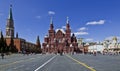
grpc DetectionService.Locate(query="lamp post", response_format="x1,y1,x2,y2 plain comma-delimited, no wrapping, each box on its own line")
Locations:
46,44,49,53
70,44,73,55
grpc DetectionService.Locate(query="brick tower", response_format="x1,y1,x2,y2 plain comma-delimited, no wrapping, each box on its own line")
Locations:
6,4,14,38
65,17,71,43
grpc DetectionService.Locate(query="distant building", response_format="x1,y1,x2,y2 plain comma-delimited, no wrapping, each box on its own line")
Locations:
77,38,84,53
42,17,78,53
3,5,41,53
107,37,120,51
88,45,105,53
108,36,118,49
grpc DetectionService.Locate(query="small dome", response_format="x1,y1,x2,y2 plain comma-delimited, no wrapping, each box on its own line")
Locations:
113,36,117,41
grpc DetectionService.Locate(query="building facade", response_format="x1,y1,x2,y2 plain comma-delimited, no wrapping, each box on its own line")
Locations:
4,5,41,53
42,17,78,53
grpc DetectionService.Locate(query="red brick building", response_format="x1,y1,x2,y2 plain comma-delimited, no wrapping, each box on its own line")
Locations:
42,17,78,53
4,5,41,53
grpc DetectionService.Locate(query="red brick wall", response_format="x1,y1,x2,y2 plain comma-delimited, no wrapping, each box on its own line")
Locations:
6,38,21,52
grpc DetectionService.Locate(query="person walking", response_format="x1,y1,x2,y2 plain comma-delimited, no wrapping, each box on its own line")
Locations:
1,53,4,59
93,51,96,56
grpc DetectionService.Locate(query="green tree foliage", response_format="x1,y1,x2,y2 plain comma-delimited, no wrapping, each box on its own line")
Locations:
9,37,17,53
0,31,6,53
0,32,10,53
36,36,42,53
4,39,9,52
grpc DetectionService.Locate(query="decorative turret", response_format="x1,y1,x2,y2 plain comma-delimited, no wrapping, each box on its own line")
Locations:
16,32,18,38
8,4,13,20
65,17,71,39
50,17,54,30
36,36,41,48
49,17,55,39
6,4,14,38
112,36,117,44
113,36,117,41
71,33,77,43
66,17,70,30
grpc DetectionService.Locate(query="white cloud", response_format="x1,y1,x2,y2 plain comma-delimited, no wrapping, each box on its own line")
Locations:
62,26,66,29
86,20,105,25
85,38,94,41
74,27,89,36
48,11,55,15
78,27,88,31
36,15,41,19
74,31,89,36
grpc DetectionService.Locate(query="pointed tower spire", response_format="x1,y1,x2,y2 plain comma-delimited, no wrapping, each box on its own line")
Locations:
66,16,70,30
8,4,13,20
16,32,18,38
36,36,42,53
65,17,71,38
66,16,69,24
6,4,14,38
50,16,54,30
36,36,41,48
50,16,53,24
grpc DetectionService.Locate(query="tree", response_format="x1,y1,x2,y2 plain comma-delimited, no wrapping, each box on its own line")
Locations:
4,39,8,53
0,31,4,53
9,37,17,53
0,34,1,52
71,34,75,43
36,36,42,53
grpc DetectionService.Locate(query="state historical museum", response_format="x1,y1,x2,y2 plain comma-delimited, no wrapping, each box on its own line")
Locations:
42,18,78,53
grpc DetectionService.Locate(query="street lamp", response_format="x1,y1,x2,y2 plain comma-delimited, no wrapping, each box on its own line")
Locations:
70,44,73,54
46,44,49,53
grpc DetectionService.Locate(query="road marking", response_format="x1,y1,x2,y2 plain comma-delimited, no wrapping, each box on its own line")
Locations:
66,55,96,71
34,55,56,71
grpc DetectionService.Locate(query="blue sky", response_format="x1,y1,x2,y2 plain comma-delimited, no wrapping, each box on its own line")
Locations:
0,0,120,43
